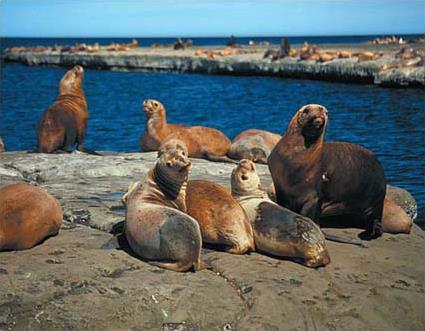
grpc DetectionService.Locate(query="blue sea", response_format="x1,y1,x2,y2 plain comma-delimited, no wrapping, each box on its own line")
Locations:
1,36,424,222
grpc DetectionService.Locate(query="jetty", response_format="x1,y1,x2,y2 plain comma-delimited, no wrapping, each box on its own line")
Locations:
3,42,424,88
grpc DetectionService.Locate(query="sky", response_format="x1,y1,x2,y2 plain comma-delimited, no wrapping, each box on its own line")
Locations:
0,0,424,38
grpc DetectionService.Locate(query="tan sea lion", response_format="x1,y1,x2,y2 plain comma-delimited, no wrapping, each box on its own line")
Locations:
268,104,386,239
319,52,336,62
0,136,4,152
123,142,203,272
186,180,255,254
37,65,99,155
382,197,412,234
161,126,235,163
231,159,330,267
337,51,352,59
0,183,62,251
228,129,281,164
139,99,188,152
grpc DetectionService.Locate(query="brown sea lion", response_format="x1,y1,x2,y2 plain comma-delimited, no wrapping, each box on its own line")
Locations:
319,52,336,62
186,180,255,254
0,136,4,152
337,51,352,59
123,142,203,272
37,65,99,155
161,126,235,163
382,197,412,234
268,104,386,239
231,160,330,267
139,99,188,152
0,183,62,251
228,129,281,164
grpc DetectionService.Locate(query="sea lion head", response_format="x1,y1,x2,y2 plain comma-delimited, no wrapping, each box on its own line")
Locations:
231,159,262,195
143,99,165,119
157,139,191,178
155,140,191,199
296,104,328,140
59,65,84,95
158,138,188,158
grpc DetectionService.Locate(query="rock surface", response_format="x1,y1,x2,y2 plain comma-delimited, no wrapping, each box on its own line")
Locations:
3,45,424,88
0,152,424,331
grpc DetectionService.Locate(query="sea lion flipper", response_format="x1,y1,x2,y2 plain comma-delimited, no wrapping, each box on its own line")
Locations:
77,145,102,156
322,231,367,247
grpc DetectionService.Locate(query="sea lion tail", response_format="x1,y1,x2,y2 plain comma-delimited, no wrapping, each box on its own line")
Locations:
77,145,103,156
323,231,368,248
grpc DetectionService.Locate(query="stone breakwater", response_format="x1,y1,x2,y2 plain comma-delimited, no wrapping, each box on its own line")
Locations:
3,47,424,87
0,152,424,331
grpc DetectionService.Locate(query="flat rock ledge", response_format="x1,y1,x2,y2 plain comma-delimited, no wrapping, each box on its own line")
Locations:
0,152,424,331
3,48,424,88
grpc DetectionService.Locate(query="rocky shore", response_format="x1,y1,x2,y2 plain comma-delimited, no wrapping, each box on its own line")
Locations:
3,43,424,88
0,152,424,331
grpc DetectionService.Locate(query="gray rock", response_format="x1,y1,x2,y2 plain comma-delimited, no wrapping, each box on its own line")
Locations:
0,152,424,330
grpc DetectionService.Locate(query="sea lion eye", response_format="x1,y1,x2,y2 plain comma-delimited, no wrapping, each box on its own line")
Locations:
241,174,249,181
303,107,310,114
153,102,158,108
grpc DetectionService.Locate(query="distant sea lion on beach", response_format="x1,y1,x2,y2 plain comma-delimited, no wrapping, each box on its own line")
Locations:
186,180,255,254
228,129,281,164
37,65,99,155
0,183,62,251
123,141,203,272
268,104,386,239
139,99,188,152
231,159,330,267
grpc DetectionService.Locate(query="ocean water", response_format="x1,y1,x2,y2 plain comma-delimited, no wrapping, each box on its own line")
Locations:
0,37,424,222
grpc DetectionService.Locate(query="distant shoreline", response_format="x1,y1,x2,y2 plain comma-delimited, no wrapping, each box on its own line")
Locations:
3,40,424,88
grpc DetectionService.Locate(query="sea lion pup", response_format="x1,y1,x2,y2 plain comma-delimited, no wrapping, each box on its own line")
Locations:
139,99,188,152
123,143,203,272
268,104,386,239
161,126,235,163
37,65,100,155
228,129,281,164
231,159,330,267
0,183,62,251
185,180,255,254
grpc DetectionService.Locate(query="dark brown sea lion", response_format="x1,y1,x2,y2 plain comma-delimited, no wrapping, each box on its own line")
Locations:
0,183,62,251
228,129,281,164
231,159,330,267
123,142,203,272
37,65,99,155
186,180,255,254
268,104,386,239
139,99,188,152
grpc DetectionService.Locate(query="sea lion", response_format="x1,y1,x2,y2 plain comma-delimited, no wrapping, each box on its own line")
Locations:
231,159,330,267
0,136,4,152
319,52,336,62
228,129,281,164
0,183,62,251
185,180,255,254
268,104,386,239
37,65,99,155
139,99,188,152
161,126,235,163
123,142,203,272
382,197,412,234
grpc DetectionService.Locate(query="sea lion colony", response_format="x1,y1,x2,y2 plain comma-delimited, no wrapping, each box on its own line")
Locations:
0,65,414,272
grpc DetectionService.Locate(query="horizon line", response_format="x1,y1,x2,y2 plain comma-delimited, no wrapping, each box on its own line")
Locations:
1,32,423,39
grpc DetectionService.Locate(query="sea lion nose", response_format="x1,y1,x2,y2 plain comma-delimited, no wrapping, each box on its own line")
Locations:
74,65,84,73
313,117,324,126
